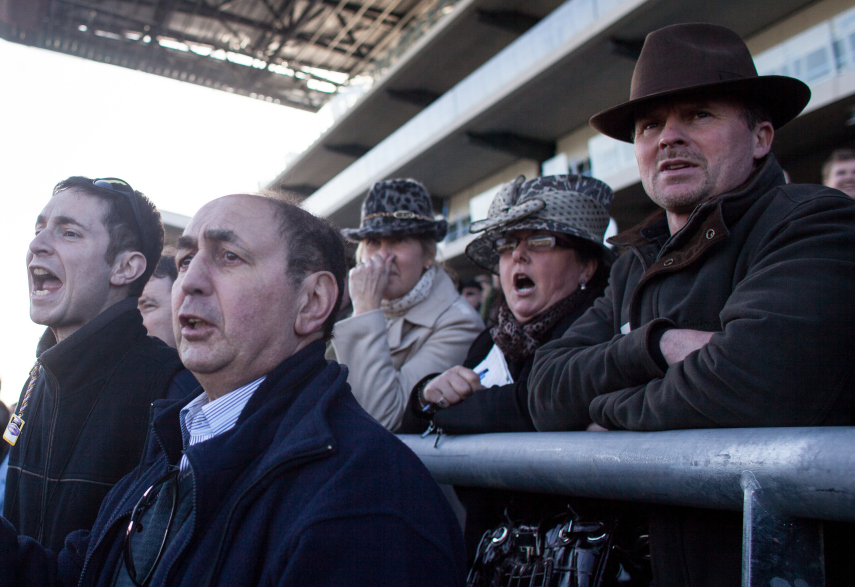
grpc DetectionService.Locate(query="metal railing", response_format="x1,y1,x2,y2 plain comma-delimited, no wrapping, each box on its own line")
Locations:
400,427,855,587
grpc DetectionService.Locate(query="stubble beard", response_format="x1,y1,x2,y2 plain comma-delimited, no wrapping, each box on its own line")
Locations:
647,149,713,216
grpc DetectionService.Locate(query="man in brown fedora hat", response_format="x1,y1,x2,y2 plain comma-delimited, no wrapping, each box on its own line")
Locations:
529,23,855,586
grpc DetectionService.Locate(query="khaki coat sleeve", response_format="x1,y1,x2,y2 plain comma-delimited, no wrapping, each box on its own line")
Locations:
333,299,483,431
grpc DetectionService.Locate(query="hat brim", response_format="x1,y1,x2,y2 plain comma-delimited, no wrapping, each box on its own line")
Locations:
342,219,447,242
590,76,811,143
465,219,614,274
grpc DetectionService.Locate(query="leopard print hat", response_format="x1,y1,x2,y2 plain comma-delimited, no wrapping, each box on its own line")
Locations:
341,179,448,242
465,174,614,273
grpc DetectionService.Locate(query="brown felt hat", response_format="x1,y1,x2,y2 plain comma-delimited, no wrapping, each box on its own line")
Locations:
590,23,811,143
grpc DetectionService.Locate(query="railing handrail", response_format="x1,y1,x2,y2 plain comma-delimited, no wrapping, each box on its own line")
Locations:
398,427,855,523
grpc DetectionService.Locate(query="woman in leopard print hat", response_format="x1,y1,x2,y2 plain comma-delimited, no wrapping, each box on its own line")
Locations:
331,179,483,432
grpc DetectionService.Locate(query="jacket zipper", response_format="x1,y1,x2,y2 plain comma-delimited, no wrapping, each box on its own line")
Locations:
77,426,174,586
136,403,156,474
156,463,198,585
75,480,151,587
36,368,60,543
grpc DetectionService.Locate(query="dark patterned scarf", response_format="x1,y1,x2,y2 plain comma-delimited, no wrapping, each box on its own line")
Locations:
491,288,588,362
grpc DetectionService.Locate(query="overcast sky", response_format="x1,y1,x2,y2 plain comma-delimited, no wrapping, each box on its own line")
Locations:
0,39,325,404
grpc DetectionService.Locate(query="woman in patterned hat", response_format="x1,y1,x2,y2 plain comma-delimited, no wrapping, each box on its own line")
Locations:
400,173,615,560
331,178,484,432
404,174,614,435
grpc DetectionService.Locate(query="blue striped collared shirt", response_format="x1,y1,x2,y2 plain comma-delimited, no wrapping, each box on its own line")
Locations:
178,376,266,474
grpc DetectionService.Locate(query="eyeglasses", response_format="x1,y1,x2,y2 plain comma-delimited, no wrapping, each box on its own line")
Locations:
92,177,146,251
493,233,573,255
123,467,179,586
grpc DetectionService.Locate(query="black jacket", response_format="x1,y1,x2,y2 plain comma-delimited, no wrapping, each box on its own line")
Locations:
3,298,196,552
530,156,855,431
0,341,466,587
528,156,855,586
404,270,607,434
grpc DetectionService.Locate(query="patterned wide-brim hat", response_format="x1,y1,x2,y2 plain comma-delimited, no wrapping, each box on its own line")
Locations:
341,178,447,242
465,174,614,273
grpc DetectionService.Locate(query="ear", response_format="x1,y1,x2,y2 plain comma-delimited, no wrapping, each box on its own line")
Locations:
109,251,147,288
423,243,437,269
580,257,598,285
294,271,338,337
752,121,774,160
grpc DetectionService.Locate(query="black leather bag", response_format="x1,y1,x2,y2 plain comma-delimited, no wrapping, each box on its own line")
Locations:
466,508,650,587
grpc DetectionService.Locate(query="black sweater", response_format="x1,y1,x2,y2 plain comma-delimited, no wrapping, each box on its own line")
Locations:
3,298,196,552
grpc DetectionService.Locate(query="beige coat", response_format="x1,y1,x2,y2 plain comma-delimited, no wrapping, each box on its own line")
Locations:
332,269,484,431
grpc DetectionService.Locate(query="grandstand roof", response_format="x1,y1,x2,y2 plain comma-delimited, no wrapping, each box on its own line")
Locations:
0,0,446,111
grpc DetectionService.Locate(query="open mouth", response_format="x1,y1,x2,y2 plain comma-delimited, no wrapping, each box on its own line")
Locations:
31,267,62,296
514,274,535,293
659,159,697,172
179,316,208,330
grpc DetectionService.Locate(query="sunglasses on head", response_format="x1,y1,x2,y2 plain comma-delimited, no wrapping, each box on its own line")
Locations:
493,233,573,255
91,177,146,251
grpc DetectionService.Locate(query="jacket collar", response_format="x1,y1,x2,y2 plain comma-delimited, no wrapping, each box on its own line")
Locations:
386,269,459,348
149,340,343,529
36,297,149,385
150,339,341,474
609,155,786,251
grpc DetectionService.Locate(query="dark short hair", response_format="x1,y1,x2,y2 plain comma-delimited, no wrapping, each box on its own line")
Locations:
52,176,164,297
152,255,178,283
822,149,855,183
741,103,773,131
564,234,603,265
270,198,346,341
459,278,482,292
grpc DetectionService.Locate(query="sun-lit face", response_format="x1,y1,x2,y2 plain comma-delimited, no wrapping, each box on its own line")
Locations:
27,190,123,341
825,159,855,198
634,99,773,222
172,195,301,397
498,230,595,324
361,236,433,300
139,275,176,348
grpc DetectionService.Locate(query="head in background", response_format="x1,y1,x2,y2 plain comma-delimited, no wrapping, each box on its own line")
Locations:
139,254,178,348
822,148,855,198
458,278,483,310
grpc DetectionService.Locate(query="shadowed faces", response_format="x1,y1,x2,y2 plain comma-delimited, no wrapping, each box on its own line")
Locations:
497,230,596,324
139,275,176,348
633,99,773,232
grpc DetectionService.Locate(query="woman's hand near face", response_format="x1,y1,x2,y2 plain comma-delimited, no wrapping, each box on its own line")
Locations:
423,366,484,407
350,253,393,314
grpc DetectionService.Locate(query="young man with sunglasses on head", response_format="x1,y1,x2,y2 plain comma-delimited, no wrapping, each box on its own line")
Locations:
3,177,196,553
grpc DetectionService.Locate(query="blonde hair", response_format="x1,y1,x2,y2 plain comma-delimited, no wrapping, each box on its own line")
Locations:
354,236,437,265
